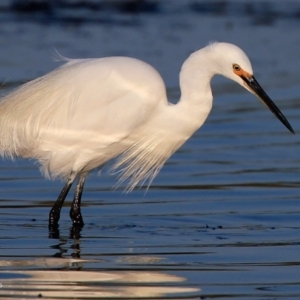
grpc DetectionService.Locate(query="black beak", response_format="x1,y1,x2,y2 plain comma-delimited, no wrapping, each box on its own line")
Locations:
242,75,295,134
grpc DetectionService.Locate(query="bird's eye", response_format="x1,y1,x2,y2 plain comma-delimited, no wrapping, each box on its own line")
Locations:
233,64,241,71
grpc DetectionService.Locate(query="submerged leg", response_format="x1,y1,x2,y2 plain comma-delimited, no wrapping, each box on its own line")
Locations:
70,173,87,227
49,171,77,228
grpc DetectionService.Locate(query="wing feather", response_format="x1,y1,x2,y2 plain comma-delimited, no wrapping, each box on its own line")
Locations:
0,57,168,180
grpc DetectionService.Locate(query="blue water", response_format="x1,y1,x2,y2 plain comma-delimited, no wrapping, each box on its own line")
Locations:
0,1,300,299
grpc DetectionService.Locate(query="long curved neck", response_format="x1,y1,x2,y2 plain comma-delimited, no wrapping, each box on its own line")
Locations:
176,46,218,131
113,47,219,190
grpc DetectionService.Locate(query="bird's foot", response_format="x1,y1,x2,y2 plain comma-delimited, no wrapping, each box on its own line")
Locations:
48,208,61,229
70,209,84,228
69,224,82,241
48,224,60,239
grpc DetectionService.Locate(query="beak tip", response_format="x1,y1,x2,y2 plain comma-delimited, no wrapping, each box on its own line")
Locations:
284,123,295,134
286,124,295,134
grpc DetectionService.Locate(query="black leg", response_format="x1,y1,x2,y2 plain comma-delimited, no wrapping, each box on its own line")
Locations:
49,171,77,228
70,173,87,227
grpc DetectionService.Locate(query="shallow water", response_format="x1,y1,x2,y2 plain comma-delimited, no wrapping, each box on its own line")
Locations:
1,1,300,299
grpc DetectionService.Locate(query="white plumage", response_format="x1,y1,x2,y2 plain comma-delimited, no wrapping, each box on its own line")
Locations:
0,42,293,227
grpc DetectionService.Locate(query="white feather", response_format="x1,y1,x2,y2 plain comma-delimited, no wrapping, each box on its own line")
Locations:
0,42,267,189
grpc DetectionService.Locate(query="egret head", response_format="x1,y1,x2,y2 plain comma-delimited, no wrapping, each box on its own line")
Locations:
211,42,294,134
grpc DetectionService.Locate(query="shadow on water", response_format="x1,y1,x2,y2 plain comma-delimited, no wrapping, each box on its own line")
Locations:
1,267,199,299
1,225,200,299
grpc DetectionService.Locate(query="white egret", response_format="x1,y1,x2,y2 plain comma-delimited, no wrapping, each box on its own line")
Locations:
0,42,294,228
